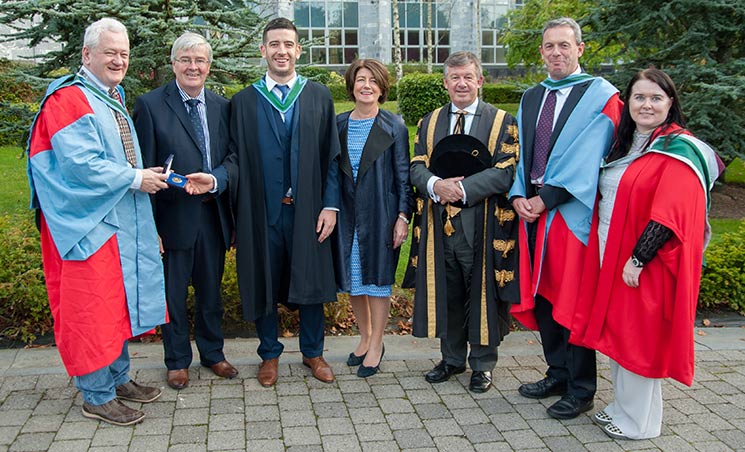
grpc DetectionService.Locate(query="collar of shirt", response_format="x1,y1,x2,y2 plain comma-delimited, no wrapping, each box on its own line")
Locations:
265,72,298,94
80,66,116,94
450,98,479,116
175,82,206,104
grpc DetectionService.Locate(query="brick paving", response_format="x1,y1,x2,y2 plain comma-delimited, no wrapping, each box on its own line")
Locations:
1,330,745,451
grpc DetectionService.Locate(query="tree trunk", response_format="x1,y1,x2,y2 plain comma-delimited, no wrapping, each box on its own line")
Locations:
392,0,403,81
426,0,433,73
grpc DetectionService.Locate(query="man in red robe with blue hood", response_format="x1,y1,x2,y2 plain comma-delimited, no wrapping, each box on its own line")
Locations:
508,17,622,420
27,18,168,426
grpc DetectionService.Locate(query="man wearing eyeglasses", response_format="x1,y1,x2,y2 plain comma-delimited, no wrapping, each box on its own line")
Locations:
133,32,237,391
407,51,519,393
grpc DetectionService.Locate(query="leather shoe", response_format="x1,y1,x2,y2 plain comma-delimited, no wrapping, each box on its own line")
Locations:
518,376,567,399
302,356,335,383
115,380,161,403
469,371,492,393
424,360,466,383
346,351,366,366
547,394,594,420
82,399,145,426
166,369,189,390
208,360,239,379
357,344,385,378
257,358,279,387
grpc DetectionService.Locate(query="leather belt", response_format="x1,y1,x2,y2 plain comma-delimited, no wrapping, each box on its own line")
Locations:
281,196,294,205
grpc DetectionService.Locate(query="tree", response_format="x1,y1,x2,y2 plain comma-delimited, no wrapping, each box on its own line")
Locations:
501,0,617,74
392,0,403,81
588,0,745,163
0,0,266,102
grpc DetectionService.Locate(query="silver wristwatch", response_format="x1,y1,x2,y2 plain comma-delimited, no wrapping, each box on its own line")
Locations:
630,255,644,268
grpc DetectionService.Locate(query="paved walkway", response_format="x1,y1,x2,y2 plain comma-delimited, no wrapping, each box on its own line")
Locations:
1,329,745,451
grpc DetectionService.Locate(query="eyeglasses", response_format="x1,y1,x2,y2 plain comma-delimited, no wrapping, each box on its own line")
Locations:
175,57,209,67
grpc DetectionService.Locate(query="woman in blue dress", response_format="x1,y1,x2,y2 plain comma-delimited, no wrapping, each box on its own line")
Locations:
333,59,412,377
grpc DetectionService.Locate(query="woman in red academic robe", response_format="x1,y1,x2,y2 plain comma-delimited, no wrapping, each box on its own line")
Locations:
570,68,722,440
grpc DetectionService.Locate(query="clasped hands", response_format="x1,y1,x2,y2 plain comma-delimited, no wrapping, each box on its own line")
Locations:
512,195,546,223
433,177,465,204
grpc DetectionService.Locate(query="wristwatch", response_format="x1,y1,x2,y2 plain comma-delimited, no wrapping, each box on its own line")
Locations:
630,255,644,268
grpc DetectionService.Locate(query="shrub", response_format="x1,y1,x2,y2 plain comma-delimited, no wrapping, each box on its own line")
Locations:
699,225,745,313
0,214,51,344
482,83,523,105
327,82,348,102
397,73,449,125
297,65,332,85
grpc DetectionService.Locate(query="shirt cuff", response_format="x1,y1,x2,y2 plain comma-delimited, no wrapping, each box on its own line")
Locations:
208,174,218,193
458,181,467,204
323,207,340,212
427,176,442,203
130,169,143,190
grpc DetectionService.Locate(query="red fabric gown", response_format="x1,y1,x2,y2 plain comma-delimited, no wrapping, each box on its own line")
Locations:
570,151,707,386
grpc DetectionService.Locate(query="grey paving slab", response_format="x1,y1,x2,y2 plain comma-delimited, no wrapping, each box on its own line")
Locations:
1,331,745,451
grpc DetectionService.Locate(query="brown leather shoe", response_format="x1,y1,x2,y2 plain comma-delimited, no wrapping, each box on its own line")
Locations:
115,380,161,403
302,356,335,383
257,358,279,387
167,369,189,390
209,360,239,379
82,399,145,426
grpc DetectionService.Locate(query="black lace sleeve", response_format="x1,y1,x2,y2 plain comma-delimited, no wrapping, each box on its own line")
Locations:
632,220,674,265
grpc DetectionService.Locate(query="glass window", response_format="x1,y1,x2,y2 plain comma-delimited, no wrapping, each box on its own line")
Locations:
437,30,449,46
310,2,325,27
406,47,420,62
481,48,495,64
311,48,327,65
344,2,358,27
329,30,342,45
437,48,449,64
406,2,421,28
345,30,358,45
327,2,343,27
294,3,310,28
482,30,494,46
407,30,420,45
312,29,326,40
328,47,344,64
345,47,358,63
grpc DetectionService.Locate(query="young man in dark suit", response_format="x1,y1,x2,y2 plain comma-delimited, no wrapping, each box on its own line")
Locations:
133,32,237,390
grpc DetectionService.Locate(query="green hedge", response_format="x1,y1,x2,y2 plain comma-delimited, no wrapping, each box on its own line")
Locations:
699,225,745,313
482,83,523,105
397,73,449,126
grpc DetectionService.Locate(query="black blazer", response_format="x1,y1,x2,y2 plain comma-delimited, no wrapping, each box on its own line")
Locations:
517,80,591,209
133,80,233,250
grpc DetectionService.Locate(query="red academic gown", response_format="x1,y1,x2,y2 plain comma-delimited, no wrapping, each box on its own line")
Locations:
570,149,707,386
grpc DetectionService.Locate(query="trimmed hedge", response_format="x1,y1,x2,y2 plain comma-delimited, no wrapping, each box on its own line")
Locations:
699,225,745,313
397,73,449,126
482,83,523,105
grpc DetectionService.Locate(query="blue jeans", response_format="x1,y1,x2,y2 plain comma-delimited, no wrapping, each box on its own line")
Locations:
74,341,131,405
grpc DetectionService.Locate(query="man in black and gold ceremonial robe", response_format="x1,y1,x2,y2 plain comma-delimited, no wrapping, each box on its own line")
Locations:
408,51,519,393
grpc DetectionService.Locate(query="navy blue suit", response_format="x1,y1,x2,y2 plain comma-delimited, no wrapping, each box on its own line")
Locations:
133,80,233,371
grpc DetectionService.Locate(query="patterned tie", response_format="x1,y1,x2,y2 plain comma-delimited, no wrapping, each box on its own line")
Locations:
186,98,210,171
276,84,294,131
107,88,138,167
530,89,557,182
453,109,467,135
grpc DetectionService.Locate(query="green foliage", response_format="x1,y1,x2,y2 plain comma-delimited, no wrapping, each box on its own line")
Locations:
725,158,745,185
0,214,51,344
297,65,332,85
327,83,348,102
699,225,745,313
397,73,449,126
0,146,29,214
482,83,523,105
588,0,745,164
502,0,618,73
0,0,266,105
0,60,45,146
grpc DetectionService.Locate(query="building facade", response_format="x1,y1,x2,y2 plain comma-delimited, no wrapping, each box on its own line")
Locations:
269,0,521,69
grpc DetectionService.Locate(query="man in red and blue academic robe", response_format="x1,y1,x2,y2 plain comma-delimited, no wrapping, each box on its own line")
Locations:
27,18,168,426
508,18,622,420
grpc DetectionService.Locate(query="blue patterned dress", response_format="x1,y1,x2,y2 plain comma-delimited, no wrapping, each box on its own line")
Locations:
347,117,392,297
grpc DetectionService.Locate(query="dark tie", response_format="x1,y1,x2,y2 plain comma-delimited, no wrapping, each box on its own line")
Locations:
186,98,210,171
453,109,467,135
107,88,138,167
530,89,557,182
276,84,294,131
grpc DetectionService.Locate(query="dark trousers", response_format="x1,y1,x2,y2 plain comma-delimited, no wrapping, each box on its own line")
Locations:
441,214,497,371
161,201,226,370
528,221,596,400
255,203,325,360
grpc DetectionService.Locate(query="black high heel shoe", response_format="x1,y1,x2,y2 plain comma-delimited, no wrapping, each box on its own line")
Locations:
357,344,384,378
346,351,366,366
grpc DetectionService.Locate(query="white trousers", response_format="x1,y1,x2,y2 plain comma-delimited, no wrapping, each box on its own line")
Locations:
603,359,663,439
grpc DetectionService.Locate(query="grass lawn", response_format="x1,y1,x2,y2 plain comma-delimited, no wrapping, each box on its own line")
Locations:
0,146,30,216
725,157,745,184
